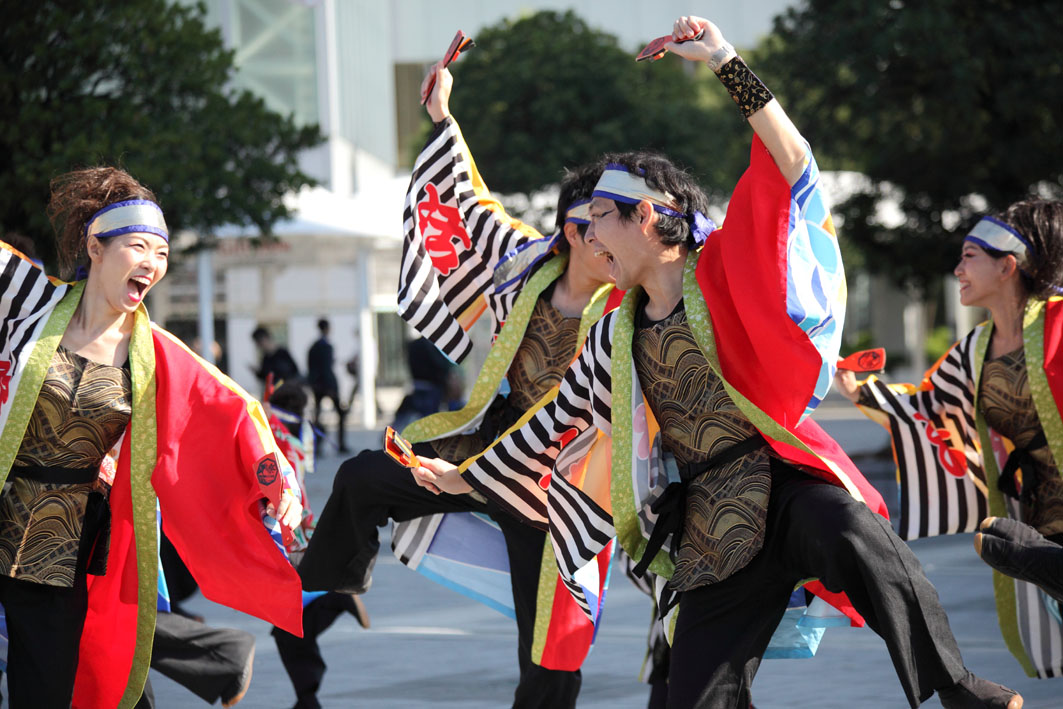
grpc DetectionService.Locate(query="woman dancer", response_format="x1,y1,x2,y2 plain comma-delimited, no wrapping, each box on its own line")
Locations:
836,199,1063,678
0,167,303,707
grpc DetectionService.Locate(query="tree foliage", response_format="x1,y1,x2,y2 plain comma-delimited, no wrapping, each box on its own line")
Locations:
0,0,322,268
756,0,1063,293
440,10,753,203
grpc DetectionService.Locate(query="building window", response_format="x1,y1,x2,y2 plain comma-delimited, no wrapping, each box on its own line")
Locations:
394,62,430,168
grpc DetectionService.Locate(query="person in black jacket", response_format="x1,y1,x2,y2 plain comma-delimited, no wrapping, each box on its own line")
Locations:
307,318,349,453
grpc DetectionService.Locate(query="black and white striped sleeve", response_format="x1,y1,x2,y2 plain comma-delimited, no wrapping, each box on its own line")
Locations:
398,117,542,362
462,315,615,528
0,243,63,358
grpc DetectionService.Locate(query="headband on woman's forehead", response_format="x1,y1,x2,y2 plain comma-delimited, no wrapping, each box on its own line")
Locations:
86,199,169,242
965,215,1033,267
564,199,591,225
592,164,685,218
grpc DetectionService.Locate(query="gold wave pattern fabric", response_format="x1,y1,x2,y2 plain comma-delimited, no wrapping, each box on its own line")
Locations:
505,294,580,412
432,294,578,463
633,302,769,590
980,347,1063,536
0,346,130,585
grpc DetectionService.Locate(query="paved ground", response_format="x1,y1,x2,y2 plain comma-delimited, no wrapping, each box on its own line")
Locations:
147,406,1062,708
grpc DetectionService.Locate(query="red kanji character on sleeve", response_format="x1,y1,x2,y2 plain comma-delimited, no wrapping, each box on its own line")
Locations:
0,361,11,405
417,183,471,276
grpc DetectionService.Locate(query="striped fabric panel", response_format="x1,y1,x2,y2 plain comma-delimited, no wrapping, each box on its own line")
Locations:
548,471,614,619
0,246,67,435
862,329,988,540
464,314,615,529
391,514,444,567
1002,491,1063,677
398,119,538,362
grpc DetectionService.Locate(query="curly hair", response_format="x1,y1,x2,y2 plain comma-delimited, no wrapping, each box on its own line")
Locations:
47,167,158,280
598,151,710,248
990,200,1063,301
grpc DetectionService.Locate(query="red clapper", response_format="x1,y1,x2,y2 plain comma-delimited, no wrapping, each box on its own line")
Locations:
421,30,475,105
837,348,887,373
384,426,422,469
636,28,704,62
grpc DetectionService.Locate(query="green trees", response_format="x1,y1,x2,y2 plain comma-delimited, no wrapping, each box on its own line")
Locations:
756,0,1063,292
441,10,752,202
0,1,322,268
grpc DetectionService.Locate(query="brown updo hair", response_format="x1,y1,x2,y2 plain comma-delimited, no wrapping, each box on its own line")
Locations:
994,200,1063,301
46,167,158,280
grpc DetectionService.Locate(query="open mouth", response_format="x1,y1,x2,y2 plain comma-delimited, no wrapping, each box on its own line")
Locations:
594,248,615,265
127,277,149,302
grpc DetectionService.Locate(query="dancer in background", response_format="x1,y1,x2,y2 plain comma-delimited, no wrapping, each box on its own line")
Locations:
265,379,370,709
837,199,1063,679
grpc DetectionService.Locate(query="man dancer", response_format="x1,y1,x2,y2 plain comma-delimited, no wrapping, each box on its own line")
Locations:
416,15,1022,709
299,63,615,708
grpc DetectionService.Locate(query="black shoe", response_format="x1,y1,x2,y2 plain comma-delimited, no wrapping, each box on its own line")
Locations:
340,591,371,628
938,670,1022,709
221,642,255,707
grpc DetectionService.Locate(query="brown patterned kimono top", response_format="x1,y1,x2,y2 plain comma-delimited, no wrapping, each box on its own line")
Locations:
979,347,1063,537
432,291,580,464
634,300,771,591
0,346,131,586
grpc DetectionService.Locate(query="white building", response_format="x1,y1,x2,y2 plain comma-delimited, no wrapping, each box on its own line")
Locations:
156,0,802,427
161,0,946,426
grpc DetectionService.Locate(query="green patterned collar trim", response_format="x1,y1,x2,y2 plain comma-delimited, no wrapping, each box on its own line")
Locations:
608,284,676,576
972,310,1038,677
119,304,160,708
403,254,568,444
1022,298,1063,478
0,280,82,486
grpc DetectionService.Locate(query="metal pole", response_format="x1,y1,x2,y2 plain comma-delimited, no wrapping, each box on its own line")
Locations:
197,247,216,365
357,249,376,428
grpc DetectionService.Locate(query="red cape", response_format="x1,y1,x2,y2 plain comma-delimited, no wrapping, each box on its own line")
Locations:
74,329,302,707
696,136,887,624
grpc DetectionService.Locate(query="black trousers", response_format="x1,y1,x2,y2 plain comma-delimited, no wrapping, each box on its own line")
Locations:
135,611,255,708
312,388,348,451
272,591,360,709
299,444,581,709
665,463,966,709
0,573,88,708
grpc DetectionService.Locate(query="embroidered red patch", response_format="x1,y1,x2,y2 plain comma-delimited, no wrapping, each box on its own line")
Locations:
417,183,471,275
256,454,280,486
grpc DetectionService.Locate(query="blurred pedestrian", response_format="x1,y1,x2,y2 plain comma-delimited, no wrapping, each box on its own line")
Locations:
307,318,349,453
251,325,300,391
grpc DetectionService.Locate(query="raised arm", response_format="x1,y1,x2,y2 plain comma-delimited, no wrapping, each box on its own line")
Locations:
666,16,807,185
399,63,547,362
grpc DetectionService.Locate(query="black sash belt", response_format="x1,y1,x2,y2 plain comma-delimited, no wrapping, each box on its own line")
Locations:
631,433,766,578
997,430,1048,503
9,465,99,485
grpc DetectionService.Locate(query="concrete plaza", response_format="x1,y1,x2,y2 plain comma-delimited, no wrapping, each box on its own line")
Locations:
150,407,1062,708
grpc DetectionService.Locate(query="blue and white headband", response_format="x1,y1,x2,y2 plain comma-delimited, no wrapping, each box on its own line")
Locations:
964,215,1033,268
565,199,591,225
592,164,716,244
86,199,169,242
